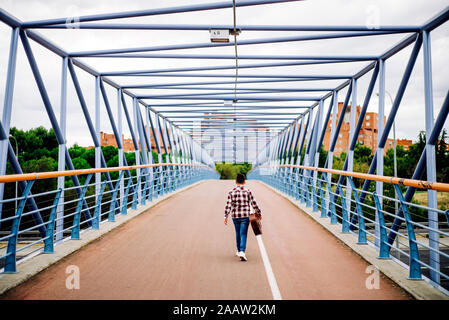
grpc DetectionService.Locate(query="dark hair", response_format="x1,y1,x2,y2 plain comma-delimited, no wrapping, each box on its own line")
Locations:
236,173,246,184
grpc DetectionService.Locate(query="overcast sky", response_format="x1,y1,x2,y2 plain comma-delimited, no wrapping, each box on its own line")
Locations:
0,0,448,162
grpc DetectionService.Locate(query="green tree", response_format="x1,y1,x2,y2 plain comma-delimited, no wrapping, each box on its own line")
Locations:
215,162,252,180
353,142,373,165
22,156,58,192
68,144,86,159
71,157,90,170
101,145,117,163
84,148,96,168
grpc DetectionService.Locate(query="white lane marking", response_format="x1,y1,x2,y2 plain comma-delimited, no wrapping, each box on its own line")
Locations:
256,234,282,300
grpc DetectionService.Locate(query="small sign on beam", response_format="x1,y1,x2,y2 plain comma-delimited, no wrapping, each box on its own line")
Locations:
210,29,230,43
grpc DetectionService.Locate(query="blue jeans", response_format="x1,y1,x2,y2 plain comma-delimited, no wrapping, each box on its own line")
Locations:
232,217,250,252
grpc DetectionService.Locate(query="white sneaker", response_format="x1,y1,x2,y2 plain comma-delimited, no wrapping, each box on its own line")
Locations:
239,251,247,261
236,251,240,257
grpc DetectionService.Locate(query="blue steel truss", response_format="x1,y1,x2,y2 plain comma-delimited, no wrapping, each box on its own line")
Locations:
0,1,448,295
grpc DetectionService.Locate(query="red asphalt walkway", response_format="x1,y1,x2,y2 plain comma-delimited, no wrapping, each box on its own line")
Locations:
1,180,410,300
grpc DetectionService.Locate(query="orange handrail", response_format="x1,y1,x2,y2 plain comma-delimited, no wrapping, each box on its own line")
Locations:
255,164,449,193
0,163,210,183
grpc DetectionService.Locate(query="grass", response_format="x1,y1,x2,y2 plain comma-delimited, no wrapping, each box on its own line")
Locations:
413,191,449,211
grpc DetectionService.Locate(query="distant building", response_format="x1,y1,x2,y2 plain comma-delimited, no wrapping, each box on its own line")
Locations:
201,112,270,162
323,102,412,156
385,138,413,152
86,129,170,153
99,131,135,152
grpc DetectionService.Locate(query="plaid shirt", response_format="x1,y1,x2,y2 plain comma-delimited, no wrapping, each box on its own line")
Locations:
224,185,261,219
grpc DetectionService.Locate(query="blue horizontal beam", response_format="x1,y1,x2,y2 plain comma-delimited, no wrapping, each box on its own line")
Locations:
32,22,421,32
122,78,341,88
137,89,331,99
139,86,334,92
148,102,313,107
139,95,322,101
175,120,290,123
126,73,351,79
168,116,297,120
22,0,302,27
101,60,352,76
155,107,310,112
82,53,378,60
153,107,312,111
176,126,289,129
165,112,302,116
71,31,398,56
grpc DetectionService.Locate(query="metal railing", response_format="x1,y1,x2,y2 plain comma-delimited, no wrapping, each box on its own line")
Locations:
249,164,449,294
0,163,218,273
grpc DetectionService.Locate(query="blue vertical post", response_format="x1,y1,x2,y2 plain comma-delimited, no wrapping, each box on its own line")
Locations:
154,113,164,195
372,192,390,259
4,180,35,273
338,185,349,232
121,177,133,214
71,174,93,240
133,98,142,203
132,174,142,209
301,109,314,203
117,88,124,214
393,185,422,280
375,59,385,248
347,78,357,221
295,114,308,200
43,188,63,253
169,123,180,191
317,174,326,217
135,104,151,200
347,177,367,244
325,181,336,221
423,30,439,284
92,181,107,229
326,91,338,215
306,107,321,207
144,107,154,198
108,170,124,222
95,76,102,222
312,99,324,210
0,27,19,226
56,56,68,242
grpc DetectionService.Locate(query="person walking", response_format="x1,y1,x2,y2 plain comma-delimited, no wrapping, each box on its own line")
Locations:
224,173,262,261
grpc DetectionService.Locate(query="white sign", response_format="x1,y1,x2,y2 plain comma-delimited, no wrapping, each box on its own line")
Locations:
210,29,230,43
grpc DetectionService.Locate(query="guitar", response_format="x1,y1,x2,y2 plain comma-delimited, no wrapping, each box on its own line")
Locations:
249,212,262,236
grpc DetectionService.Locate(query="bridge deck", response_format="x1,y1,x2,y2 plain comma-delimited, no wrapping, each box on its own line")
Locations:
1,180,410,300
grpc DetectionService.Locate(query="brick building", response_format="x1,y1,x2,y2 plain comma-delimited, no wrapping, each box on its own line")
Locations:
323,102,412,156
86,129,170,153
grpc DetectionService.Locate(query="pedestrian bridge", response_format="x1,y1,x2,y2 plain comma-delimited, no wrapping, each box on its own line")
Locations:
0,178,411,300
0,1,448,300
